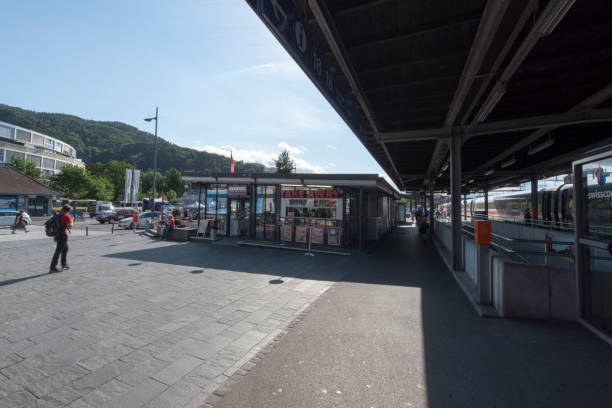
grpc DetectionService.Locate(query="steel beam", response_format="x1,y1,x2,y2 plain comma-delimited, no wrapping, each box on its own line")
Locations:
530,176,538,221
450,134,463,270
309,0,402,188
378,108,612,142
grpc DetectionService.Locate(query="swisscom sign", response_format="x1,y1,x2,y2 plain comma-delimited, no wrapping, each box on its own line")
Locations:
256,0,364,138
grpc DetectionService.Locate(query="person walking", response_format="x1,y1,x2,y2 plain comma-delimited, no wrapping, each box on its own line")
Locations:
49,204,73,274
12,210,29,234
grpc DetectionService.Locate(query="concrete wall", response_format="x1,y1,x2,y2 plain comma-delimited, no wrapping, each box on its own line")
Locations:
465,239,478,285
494,262,577,321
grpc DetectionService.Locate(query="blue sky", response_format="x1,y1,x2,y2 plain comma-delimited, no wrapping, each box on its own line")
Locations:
1,0,392,182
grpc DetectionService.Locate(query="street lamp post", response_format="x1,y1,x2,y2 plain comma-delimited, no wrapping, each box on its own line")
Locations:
144,107,159,215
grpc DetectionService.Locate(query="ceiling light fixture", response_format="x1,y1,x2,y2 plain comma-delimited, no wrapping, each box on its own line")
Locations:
500,156,516,169
475,83,506,123
527,137,554,155
484,169,494,176
538,0,576,36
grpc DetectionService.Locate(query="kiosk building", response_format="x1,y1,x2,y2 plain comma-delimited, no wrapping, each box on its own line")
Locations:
182,173,400,249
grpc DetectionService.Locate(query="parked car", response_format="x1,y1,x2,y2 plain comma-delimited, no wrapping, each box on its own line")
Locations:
96,211,119,224
0,211,32,227
117,211,165,229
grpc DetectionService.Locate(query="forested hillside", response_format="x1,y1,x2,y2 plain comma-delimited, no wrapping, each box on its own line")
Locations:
0,104,264,173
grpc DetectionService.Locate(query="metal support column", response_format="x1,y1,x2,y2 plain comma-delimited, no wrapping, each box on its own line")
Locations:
484,187,489,217
358,188,363,250
463,194,467,220
197,182,202,230
451,134,462,270
429,184,434,231
530,175,538,221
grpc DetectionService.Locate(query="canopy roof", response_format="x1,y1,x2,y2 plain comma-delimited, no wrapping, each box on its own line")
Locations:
245,0,612,192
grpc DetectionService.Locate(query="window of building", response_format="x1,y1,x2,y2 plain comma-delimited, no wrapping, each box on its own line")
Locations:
32,134,44,146
54,141,63,152
44,138,54,150
256,185,277,240
0,148,4,162
42,157,55,169
205,184,227,236
55,160,66,170
5,150,25,162
0,124,14,140
27,154,42,168
16,129,31,143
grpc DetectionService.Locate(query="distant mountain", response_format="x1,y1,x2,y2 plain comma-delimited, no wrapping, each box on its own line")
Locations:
0,104,265,174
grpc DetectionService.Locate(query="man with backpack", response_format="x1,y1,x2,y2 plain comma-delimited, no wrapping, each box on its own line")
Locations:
48,204,73,274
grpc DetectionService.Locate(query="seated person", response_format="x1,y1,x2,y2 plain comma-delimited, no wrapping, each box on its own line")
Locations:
161,215,176,240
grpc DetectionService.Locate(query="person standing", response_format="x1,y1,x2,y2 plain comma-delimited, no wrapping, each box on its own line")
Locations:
12,210,29,234
49,204,73,273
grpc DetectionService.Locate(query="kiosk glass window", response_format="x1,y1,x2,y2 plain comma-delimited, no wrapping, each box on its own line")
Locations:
205,184,227,235
256,185,276,240
280,186,343,246
579,155,612,335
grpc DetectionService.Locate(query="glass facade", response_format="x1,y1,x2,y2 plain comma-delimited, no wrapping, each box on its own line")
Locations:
256,185,277,241
205,184,227,236
280,186,344,246
578,154,612,335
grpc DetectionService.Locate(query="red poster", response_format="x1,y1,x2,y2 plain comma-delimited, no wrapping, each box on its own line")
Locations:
311,227,325,244
281,224,293,241
295,226,308,243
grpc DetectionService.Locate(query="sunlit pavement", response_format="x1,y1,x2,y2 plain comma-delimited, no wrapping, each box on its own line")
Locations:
0,233,344,407
1,227,611,408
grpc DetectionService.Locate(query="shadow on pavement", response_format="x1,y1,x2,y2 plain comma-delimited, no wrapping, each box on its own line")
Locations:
104,227,612,407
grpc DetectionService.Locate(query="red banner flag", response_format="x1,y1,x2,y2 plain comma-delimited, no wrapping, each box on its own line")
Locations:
160,192,167,201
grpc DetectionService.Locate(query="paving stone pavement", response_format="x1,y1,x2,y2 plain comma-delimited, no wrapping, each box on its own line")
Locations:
0,233,348,407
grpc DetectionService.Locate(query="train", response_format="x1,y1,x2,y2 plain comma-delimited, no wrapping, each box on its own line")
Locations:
441,176,612,232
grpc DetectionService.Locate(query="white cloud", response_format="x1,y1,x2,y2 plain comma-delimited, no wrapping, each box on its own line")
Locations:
326,144,337,150
193,144,335,174
217,61,302,79
193,145,277,167
277,142,304,155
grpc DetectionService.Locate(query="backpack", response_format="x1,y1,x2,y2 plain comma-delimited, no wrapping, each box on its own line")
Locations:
45,213,63,237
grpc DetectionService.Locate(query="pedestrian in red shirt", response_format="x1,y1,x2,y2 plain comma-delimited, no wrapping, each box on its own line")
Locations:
161,214,175,240
49,204,73,273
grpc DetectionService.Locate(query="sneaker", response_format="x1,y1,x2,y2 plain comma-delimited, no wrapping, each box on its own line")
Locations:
62,265,70,270
49,268,61,274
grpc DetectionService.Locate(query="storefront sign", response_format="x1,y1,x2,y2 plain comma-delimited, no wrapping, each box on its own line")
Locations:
281,189,342,198
228,185,248,196
0,197,17,211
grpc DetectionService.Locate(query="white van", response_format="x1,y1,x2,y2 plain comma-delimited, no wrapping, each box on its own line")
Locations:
94,201,114,216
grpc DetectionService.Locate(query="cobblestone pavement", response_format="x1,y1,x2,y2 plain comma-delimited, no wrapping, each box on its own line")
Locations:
0,234,347,407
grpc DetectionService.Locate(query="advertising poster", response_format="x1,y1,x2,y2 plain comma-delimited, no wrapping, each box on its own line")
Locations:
132,169,140,204
295,225,308,243
327,227,340,246
311,227,325,245
0,197,17,211
281,224,293,241
124,168,132,204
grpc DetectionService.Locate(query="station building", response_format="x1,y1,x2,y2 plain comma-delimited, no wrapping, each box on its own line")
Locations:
182,173,400,249
0,165,62,216
0,120,85,177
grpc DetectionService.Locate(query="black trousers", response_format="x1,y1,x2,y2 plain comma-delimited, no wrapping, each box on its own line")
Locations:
50,234,69,270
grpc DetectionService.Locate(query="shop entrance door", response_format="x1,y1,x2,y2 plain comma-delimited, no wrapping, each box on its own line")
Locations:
229,199,250,237
573,150,612,341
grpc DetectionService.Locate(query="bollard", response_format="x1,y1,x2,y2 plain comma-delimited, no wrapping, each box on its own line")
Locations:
305,226,314,257
111,222,115,235
132,221,136,232
86,225,88,236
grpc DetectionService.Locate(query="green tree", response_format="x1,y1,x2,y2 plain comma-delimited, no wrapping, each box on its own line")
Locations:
7,156,44,181
165,189,177,200
49,165,91,198
275,150,295,174
86,175,115,201
164,168,185,197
